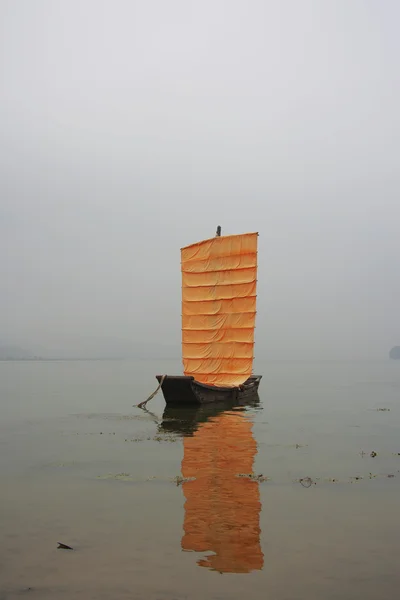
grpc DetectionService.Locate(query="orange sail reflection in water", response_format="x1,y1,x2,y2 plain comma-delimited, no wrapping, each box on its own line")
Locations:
180,411,263,573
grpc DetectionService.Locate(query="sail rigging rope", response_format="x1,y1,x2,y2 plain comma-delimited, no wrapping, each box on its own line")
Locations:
136,375,167,410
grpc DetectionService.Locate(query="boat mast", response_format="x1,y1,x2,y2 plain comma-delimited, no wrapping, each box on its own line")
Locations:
216,225,221,237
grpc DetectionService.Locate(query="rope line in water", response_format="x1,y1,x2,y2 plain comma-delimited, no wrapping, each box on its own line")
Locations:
136,375,167,409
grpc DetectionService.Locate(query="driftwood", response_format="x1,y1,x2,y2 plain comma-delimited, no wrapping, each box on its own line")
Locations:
57,542,73,550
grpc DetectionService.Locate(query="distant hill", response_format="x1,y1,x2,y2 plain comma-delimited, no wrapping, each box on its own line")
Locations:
389,346,400,360
0,345,35,360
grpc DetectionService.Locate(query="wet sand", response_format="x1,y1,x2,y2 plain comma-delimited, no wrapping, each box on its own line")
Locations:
1,359,400,599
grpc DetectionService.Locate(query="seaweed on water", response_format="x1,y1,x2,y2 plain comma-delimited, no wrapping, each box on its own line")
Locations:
299,477,314,488
360,450,378,457
97,472,134,481
173,475,195,486
236,473,269,482
153,434,178,443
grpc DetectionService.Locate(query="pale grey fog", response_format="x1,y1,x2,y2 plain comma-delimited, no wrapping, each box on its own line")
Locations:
1,0,399,360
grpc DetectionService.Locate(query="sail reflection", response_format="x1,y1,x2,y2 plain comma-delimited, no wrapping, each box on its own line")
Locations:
160,403,264,573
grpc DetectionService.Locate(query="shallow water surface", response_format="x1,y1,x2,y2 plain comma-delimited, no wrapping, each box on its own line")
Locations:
1,359,400,599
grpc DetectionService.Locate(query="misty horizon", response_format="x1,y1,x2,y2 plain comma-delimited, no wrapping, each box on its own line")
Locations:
2,0,399,362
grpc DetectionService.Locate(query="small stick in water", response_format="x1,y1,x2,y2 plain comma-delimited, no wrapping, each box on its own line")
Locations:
57,542,73,550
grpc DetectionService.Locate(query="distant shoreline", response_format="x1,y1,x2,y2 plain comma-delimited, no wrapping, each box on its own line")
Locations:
0,357,179,362
0,357,396,363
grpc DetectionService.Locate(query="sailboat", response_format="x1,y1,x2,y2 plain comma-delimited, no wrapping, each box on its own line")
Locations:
156,227,262,405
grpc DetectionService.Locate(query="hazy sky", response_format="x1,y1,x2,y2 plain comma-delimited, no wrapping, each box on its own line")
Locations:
1,0,399,359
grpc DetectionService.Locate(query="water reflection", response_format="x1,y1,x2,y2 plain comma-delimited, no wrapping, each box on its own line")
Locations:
160,403,264,573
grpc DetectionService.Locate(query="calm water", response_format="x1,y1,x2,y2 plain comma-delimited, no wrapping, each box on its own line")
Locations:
1,359,400,599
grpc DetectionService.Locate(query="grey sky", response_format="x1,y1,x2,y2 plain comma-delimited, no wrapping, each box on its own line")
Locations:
1,0,399,359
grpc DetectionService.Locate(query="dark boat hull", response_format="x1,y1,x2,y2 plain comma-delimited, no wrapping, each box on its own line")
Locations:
155,375,262,406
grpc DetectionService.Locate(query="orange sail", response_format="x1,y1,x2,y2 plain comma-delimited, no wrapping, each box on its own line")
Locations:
181,232,258,387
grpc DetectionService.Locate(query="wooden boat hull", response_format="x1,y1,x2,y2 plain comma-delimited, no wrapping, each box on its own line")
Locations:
155,375,262,406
